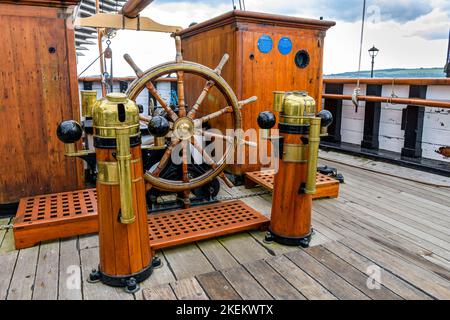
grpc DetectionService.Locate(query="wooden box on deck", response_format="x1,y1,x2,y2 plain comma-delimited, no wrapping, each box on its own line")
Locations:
177,10,335,175
0,0,83,204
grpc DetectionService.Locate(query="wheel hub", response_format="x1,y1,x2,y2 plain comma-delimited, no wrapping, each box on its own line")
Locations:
173,117,195,140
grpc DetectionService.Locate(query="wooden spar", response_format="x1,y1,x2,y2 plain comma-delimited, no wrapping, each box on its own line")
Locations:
323,78,450,85
96,0,107,97
322,93,450,109
121,0,153,18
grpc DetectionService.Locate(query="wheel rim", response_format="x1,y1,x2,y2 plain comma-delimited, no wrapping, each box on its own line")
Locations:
126,61,242,192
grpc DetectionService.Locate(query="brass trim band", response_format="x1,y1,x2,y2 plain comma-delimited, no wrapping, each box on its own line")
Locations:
97,158,142,186
94,124,140,139
282,144,308,163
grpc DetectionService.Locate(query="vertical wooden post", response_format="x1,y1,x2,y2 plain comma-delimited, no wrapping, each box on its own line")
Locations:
361,84,382,149
401,85,427,158
322,83,343,144
96,0,107,97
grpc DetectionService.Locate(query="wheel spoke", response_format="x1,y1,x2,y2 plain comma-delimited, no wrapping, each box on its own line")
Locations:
195,105,232,124
151,139,180,177
191,137,218,168
181,140,190,209
187,80,215,119
191,137,234,188
147,83,178,122
124,53,178,122
181,140,189,182
195,129,234,144
177,71,187,117
187,54,229,119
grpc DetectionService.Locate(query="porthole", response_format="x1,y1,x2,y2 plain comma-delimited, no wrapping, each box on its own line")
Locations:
294,50,310,69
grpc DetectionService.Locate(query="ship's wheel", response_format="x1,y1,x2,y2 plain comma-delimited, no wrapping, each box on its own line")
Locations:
124,36,256,207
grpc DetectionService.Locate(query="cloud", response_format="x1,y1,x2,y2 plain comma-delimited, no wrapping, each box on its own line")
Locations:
404,9,450,40
156,0,434,23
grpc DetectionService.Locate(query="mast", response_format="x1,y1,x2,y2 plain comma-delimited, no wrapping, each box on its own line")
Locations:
96,0,107,96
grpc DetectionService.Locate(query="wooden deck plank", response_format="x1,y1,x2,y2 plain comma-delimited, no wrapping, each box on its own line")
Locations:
33,241,60,300
306,246,402,300
314,201,450,279
313,207,450,299
266,255,337,300
78,234,99,250
196,271,242,300
339,237,450,300
335,163,450,218
58,237,82,300
0,229,16,253
322,241,433,300
343,177,450,231
244,260,306,300
79,247,134,300
321,156,450,198
196,239,240,270
0,251,18,300
218,233,272,264
286,249,370,300
163,243,215,280
221,265,273,300
248,231,299,255
7,245,39,300
136,252,176,299
330,160,450,205
170,277,209,300
142,284,177,300
0,218,10,247
341,172,450,226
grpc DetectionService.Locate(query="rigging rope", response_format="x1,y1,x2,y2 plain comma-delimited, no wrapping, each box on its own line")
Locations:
77,50,106,78
352,0,367,113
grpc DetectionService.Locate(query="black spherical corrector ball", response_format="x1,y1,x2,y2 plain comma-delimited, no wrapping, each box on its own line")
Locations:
317,110,333,128
56,120,83,143
148,115,170,137
257,111,276,129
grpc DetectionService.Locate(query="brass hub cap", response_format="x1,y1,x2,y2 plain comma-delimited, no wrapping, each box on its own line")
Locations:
173,117,195,140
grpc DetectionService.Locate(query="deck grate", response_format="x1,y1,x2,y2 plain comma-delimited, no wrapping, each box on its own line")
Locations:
16,189,97,224
148,200,269,250
14,191,268,250
245,171,340,199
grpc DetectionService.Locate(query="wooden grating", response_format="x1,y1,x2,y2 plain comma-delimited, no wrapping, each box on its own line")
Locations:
245,171,340,199
148,200,269,250
13,189,99,249
13,191,268,250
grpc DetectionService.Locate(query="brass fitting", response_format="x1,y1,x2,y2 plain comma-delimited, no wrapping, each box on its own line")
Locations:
64,143,91,157
116,127,135,224
304,117,321,194
93,92,140,224
81,90,98,118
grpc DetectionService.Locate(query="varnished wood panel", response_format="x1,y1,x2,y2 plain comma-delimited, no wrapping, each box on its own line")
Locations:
179,11,333,174
96,147,151,276
0,3,83,204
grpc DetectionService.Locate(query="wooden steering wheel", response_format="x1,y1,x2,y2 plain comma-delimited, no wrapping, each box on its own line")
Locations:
124,37,256,199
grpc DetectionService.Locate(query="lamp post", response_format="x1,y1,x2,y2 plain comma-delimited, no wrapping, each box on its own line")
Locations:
368,45,379,78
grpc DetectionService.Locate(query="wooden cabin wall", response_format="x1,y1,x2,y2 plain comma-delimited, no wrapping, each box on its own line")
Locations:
0,2,83,204
179,12,332,174
181,24,237,132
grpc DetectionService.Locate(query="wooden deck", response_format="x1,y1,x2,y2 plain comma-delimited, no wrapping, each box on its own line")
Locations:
1,156,450,300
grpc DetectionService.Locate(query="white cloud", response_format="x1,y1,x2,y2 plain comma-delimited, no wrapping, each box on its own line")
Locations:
76,1,449,77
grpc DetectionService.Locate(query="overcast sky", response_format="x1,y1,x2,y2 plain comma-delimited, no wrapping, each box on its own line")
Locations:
76,0,450,77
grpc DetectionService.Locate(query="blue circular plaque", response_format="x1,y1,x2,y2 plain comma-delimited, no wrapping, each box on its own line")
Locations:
278,37,293,55
257,35,273,54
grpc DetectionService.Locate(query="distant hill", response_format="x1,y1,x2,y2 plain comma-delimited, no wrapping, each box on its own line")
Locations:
325,67,446,78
